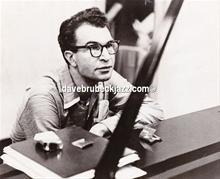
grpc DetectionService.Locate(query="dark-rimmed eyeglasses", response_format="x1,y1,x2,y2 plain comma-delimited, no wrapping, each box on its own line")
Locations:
70,40,120,58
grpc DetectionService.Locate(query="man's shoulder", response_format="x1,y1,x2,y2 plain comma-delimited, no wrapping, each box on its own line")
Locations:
26,65,68,97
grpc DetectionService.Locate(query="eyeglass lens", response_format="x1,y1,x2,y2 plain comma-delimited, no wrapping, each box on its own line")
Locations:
87,41,119,57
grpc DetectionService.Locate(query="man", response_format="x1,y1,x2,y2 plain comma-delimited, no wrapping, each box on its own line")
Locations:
11,7,163,142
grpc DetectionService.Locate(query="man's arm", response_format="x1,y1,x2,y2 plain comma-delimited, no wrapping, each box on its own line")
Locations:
94,70,164,134
11,82,61,142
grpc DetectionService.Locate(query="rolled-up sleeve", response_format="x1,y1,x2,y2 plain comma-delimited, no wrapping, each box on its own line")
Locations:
135,95,164,126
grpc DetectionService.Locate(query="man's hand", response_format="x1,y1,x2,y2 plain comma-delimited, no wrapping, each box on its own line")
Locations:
89,123,109,137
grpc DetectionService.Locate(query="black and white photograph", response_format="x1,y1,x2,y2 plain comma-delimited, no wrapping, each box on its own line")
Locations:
0,0,219,178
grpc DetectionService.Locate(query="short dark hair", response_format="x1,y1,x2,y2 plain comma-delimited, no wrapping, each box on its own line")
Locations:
58,7,109,64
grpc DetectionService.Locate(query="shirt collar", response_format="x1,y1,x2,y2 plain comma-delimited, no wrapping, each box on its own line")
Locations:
57,64,103,110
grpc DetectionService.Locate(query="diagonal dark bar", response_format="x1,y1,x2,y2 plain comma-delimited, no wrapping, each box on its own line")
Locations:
94,0,184,178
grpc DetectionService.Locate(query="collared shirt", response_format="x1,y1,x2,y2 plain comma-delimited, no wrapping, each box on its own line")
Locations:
11,64,163,142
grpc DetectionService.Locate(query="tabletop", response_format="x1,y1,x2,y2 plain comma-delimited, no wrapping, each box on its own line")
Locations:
0,106,219,179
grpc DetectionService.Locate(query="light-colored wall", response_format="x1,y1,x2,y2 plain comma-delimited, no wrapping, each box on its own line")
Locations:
154,0,220,118
0,0,105,138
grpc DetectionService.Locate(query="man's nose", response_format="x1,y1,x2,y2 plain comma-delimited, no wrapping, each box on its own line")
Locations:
100,47,111,61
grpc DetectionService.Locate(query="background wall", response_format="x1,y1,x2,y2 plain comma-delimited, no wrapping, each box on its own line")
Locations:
0,0,105,138
0,0,219,138
153,0,220,118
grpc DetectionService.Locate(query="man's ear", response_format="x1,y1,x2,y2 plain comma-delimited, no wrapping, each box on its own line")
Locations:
64,50,77,67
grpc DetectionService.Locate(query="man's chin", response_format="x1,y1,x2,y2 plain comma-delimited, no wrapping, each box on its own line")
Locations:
97,75,111,82
95,71,112,81
84,74,111,83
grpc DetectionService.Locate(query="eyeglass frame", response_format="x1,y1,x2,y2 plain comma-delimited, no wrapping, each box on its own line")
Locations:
69,40,120,58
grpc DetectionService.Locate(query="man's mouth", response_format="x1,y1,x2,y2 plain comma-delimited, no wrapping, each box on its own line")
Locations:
96,66,112,70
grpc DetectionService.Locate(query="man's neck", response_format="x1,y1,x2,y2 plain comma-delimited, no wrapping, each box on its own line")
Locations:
69,66,97,101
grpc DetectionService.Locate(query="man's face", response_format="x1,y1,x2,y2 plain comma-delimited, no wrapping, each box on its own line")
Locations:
73,24,115,82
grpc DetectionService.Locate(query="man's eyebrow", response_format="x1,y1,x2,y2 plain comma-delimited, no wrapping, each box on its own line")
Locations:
86,40,114,45
86,41,99,45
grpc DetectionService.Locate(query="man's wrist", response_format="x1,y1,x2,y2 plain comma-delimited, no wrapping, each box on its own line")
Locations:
89,123,110,137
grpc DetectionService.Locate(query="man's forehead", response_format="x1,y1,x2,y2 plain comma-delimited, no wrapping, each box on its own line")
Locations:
75,24,113,45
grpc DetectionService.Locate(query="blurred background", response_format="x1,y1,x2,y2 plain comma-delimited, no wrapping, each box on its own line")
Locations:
0,0,219,139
